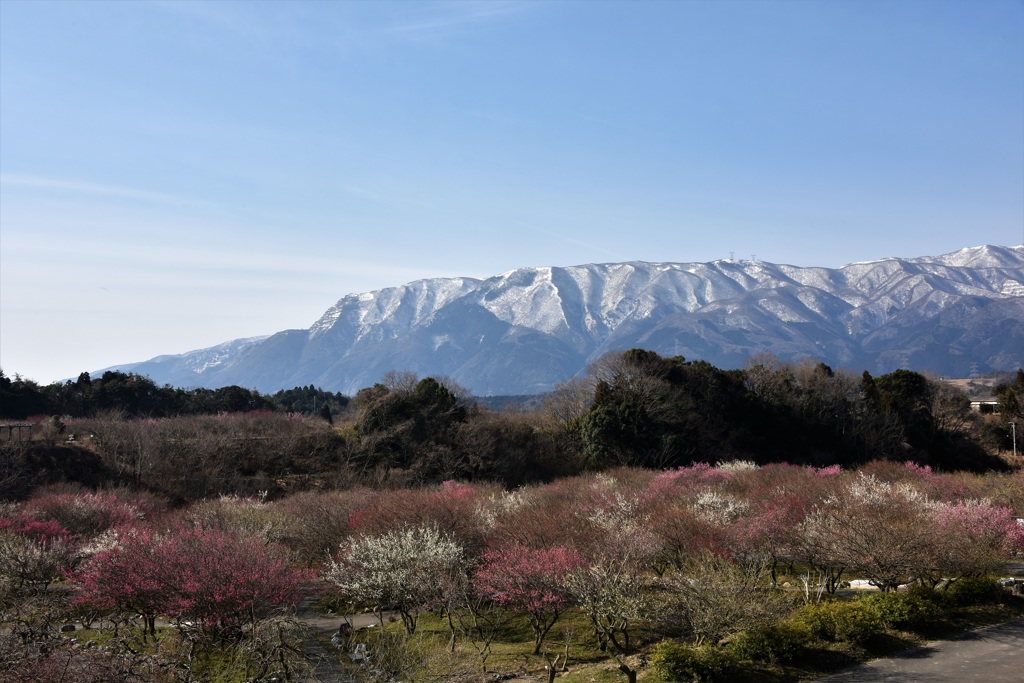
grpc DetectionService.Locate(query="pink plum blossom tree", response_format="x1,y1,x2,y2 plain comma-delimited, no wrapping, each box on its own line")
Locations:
72,527,308,638
473,544,584,654
927,500,1024,582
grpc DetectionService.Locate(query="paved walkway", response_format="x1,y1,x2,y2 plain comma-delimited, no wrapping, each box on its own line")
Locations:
815,618,1024,682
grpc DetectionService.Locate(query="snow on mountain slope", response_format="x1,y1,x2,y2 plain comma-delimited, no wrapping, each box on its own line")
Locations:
99,336,270,389
309,277,480,340
104,245,1024,395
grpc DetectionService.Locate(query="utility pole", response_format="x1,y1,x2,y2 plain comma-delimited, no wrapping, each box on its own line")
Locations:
1011,422,1017,459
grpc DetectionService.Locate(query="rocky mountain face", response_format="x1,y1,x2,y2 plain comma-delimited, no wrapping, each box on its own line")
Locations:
107,245,1024,395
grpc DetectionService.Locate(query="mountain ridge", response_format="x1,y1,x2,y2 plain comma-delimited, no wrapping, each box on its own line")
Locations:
103,245,1024,395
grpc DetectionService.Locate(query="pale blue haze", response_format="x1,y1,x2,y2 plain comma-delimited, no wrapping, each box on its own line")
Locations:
1,0,1022,384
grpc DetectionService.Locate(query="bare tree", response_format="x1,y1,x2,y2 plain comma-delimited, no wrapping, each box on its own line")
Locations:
660,553,790,646
381,370,419,395
566,558,651,683
543,376,595,433
796,473,934,591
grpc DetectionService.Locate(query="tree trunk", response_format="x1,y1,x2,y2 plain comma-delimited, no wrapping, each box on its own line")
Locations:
445,608,457,653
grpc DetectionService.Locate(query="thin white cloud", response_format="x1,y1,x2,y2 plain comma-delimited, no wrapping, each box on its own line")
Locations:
147,1,533,55
383,1,531,38
0,173,209,206
467,108,532,127
146,0,267,39
3,232,461,290
563,237,627,262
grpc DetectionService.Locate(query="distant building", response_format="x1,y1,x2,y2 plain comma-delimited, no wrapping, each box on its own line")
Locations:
969,397,1001,413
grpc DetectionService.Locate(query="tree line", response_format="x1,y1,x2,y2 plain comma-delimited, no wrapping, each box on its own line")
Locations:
2,352,1021,502
0,369,349,420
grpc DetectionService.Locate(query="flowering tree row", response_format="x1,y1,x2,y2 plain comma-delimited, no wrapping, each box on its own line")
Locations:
327,465,1016,602
4,464,1020,605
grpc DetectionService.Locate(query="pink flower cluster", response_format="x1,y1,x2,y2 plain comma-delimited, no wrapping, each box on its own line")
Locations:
26,491,141,537
474,544,584,613
72,527,310,633
0,514,73,546
649,463,731,495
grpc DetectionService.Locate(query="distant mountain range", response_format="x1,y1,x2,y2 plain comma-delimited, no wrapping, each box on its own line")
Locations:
104,245,1024,395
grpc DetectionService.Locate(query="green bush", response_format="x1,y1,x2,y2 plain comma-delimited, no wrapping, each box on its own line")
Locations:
651,641,742,682
731,622,812,664
792,599,883,645
866,588,943,629
942,577,1004,607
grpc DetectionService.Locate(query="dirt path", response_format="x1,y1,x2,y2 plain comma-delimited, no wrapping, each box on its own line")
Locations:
294,594,395,636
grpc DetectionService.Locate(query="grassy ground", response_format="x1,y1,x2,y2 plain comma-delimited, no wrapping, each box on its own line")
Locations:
58,579,1024,682
329,588,1024,683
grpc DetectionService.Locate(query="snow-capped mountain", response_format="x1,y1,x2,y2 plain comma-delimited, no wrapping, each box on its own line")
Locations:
106,245,1024,395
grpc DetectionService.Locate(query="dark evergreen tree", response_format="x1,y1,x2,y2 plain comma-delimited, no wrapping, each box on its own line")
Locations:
994,369,1024,418
0,369,53,419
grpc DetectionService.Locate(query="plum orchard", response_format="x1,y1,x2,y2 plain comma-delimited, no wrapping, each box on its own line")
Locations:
1,460,1022,682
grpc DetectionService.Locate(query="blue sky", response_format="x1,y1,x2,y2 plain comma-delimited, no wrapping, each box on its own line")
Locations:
2,0,1022,385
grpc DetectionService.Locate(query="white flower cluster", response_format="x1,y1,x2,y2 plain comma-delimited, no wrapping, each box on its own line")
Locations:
327,525,465,613
475,489,527,530
77,527,125,557
715,460,759,473
847,473,925,505
691,489,748,525
587,492,642,530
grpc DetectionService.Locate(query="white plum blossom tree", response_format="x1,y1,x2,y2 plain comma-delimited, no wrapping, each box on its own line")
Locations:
327,525,465,634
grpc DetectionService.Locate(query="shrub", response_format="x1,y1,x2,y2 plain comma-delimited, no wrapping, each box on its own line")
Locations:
731,622,812,664
865,587,943,629
178,494,290,544
942,577,1005,607
792,598,883,644
661,553,792,646
651,641,742,682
